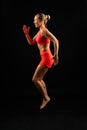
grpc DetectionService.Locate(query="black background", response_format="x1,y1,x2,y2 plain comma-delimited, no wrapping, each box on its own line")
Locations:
1,0,87,129
2,0,86,96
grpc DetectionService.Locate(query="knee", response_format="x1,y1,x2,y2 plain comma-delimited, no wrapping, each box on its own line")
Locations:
32,77,37,84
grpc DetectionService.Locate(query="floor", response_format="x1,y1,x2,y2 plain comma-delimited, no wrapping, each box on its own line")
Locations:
1,93,87,130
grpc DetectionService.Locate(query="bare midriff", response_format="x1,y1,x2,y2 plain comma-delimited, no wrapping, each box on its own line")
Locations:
38,43,50,52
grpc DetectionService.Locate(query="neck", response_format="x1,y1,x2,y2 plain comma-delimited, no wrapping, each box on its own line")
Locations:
39,24,45,30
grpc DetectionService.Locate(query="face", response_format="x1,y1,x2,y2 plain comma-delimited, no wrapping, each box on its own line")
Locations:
33,15,42,28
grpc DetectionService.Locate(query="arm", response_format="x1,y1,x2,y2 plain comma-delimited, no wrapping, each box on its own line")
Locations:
23,25,36,45
43,29,59,65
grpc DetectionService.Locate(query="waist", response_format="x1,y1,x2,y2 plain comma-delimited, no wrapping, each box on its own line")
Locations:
38,44,50,52
39,48,50,52
40,49,52,56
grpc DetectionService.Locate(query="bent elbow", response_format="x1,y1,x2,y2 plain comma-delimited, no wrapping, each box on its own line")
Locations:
57,39,59,44
54,39,59,45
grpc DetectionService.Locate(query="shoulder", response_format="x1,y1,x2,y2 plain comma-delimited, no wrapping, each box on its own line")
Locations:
41,28,50,37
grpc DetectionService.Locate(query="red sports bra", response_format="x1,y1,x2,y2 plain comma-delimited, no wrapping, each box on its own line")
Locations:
35,32,50,45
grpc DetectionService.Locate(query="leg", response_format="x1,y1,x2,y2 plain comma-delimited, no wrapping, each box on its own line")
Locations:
40,80,50,109
32,65,50,109
41,80,50,99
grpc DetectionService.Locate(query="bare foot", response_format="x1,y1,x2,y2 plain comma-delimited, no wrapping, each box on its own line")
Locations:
40,97,50,109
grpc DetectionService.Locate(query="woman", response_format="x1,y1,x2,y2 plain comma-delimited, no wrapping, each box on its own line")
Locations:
23,13,59,109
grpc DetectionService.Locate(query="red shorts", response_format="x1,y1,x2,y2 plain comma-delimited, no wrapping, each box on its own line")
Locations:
39,50,54,68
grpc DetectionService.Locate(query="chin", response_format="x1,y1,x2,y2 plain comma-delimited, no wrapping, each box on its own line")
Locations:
35,25,38,28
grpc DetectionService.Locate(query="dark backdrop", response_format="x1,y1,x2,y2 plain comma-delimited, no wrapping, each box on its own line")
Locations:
2,0,86,97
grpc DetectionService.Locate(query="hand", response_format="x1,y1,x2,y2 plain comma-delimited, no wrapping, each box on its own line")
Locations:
23,24,30,35
52,55,59,66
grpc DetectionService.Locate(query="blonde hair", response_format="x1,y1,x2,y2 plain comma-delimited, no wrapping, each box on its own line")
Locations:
35,13,51,25
45,15,50,24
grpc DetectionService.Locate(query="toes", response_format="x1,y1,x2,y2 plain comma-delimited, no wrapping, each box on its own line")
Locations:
40,99,50,109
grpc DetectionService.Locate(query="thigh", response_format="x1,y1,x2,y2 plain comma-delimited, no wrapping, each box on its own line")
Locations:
32,65,49,80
